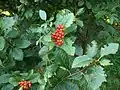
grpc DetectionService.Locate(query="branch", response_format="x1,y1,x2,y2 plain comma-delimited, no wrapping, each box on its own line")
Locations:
65,58,100,79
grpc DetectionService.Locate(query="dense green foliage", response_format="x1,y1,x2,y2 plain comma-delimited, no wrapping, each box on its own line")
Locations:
0,0,120,90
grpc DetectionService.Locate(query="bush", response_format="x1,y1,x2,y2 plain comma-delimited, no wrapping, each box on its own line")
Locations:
0,0,120,90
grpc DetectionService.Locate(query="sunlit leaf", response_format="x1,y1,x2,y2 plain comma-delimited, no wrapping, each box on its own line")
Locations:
100,43,119,57
72,55,92,68
39,10,47,21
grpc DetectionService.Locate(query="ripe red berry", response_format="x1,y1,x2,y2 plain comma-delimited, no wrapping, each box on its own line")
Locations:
57,24,64,29
57,36,60,39
19,80,32,90
56,29,61,32
51,24,65,46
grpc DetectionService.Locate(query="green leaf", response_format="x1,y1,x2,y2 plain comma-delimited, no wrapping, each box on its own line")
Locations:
76,19,84,27
100,43,119,57
0,59,4,67
39,10,47,21
53,81,79,90
44,64,58,82
26,69,34,79
60,38,75,56
68,72,83,81
42,33,52,46
76,8,85,15
9,77,20,86
78,0,84,6
65,24,77,34
0,36,5,51
85,1,92,9
54,49,73,69
20,0,28,5
27,73,40,83
38,79,46,90
1,17,16,30
1,84,14,90
72,55,92,68
54,10,75,28
85,66,106,90
0,74,11,84
100,59,113,66
6,29,19,38
95,11,106,19
74,44,83,56
86,41,97,58
15,39,31,49
24,9,33,19
39,46,49,56
30,27,42,33
12,48,23,61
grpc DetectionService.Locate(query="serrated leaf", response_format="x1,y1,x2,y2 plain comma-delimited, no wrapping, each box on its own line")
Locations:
85,66,106,90
15,39,31,49
60,38,75,56
53,81,79,90
72,55,92,68
0,74,11,84
39,10,47,20
86,41,97,58
12,48,23,61
100,59,113,66
0,36,5,51
100,43,119,57
54,10,75,27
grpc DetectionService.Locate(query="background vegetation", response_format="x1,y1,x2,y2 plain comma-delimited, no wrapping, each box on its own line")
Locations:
0,0,120,90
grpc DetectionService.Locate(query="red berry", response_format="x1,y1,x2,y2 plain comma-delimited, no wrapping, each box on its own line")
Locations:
57,24,64,29
57,43,61,46
61,35,64,39
55,33,59,37
19,80,32,90
51,24,65,46
57,36,60,39
57,25,61,29
60,28,64,31
56,29,61,32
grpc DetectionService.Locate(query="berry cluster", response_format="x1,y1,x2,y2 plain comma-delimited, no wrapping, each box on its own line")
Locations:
52,24,65,46
19,80,32,90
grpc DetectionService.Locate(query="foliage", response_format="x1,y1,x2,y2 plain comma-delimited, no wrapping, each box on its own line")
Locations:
0,0,120,90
